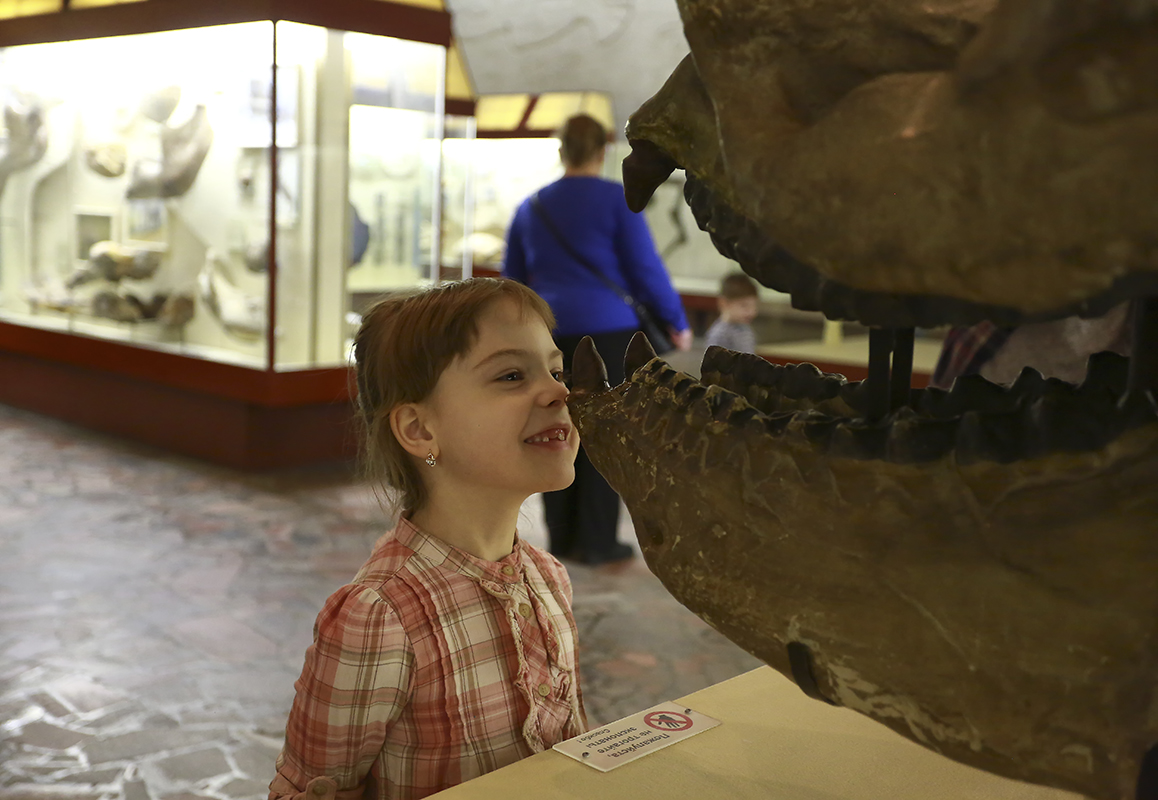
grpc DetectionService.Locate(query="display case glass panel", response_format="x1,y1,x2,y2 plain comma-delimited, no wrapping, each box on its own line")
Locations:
0,22,275,367
342,34,445,328
440,114,475,275
464,139,562,269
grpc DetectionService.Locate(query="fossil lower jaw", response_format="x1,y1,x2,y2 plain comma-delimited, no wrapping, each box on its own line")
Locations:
567,334,1158,800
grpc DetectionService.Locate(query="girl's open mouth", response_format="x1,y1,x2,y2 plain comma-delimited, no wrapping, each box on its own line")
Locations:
524,427,571,447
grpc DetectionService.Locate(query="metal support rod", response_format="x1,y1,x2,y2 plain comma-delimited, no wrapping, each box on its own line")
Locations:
890,327,915,412
1125,297,1158,408
867,327,895,419
265,23,279,372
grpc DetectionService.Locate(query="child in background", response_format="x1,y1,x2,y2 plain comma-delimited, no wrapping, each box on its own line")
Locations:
270,278,587,800
704,272,759,354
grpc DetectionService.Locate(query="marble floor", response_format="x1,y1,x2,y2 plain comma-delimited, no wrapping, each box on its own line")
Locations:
0,401,760,800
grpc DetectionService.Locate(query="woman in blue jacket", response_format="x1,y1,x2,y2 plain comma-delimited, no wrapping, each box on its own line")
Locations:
503,113,691,565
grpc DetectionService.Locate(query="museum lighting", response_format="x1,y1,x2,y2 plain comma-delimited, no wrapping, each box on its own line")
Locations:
476,91,614,139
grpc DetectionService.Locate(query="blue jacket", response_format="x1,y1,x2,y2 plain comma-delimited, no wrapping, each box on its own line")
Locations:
503,176,689,337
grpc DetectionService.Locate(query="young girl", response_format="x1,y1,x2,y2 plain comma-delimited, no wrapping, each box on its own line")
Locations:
269,278,588,800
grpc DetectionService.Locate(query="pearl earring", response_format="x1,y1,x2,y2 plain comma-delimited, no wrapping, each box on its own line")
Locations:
425,452,437,467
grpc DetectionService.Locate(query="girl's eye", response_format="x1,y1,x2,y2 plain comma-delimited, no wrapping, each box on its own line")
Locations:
552,370,566,383
500,371,523,382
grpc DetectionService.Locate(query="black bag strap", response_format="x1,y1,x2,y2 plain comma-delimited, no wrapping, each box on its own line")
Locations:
530,192,639,308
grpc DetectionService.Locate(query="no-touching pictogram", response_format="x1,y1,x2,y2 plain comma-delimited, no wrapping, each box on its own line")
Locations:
644,710,693,731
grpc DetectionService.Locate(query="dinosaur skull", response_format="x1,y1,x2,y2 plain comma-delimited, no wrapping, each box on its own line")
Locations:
568,0,1158,798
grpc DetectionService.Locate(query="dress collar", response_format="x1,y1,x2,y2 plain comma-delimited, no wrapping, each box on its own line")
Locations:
395,517,525,586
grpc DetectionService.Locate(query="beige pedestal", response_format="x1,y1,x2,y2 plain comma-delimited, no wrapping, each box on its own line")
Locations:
431,666,1085,800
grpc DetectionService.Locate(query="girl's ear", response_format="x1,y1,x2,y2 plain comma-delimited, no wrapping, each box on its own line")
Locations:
389,403,436,460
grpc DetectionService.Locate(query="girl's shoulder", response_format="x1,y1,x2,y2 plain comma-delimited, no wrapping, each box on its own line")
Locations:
352,527,423,587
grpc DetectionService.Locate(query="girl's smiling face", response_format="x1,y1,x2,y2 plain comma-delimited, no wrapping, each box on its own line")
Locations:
419,297,579,502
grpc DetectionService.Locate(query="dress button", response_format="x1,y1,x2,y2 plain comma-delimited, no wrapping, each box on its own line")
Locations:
501,565,515,576
518,603,533,619
537,683,551,697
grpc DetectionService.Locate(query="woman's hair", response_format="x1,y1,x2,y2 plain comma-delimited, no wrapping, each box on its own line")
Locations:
557,114,608,168
353,278,556,515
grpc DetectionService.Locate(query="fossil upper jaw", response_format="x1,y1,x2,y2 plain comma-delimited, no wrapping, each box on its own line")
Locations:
567,334,1158,800
624,0,1158,329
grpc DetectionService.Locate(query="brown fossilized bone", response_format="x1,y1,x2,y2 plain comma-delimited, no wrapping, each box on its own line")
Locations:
594,2,1158,797
625,0,1158,328
569,336,1158,799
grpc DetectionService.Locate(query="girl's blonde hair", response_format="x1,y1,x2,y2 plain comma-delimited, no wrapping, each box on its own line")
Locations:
353,278,555,515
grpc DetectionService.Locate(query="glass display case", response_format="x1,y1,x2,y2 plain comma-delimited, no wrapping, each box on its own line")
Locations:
0,19,450,371
0,0,457,468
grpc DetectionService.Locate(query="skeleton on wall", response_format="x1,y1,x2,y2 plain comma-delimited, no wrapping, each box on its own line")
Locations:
566,1,1158,798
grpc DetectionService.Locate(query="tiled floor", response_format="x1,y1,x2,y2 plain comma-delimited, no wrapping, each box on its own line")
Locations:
0,401,759,800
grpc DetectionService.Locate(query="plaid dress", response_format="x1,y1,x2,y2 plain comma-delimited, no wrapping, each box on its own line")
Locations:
270,519,588,800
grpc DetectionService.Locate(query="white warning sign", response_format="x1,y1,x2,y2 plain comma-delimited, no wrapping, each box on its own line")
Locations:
552,701,721,772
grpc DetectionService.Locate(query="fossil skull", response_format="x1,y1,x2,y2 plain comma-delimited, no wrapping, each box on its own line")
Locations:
568,0,1158,798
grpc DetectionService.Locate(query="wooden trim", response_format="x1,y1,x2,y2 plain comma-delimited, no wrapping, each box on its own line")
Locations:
445,98,477,118
274,0,451,46
475,128,622,140
476,128,557,139
0,0,452,48
0,321,352,406
0,349,357,469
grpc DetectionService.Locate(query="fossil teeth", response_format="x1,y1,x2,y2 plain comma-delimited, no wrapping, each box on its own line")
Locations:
640,398,672,436
700,345,738,377
783,363,839,400
764,412,795,436
800,415,841,447
733,351,784,394
829,419,892,460
572,336,610,394
683,384,709,409
622,138,679,213
887,414,960,463
643,363,678,387
956,407,1029,464
1008,366,1048,400
945,373,1016,416
1081,350,1130,397
624,331,659,377
706,389,741,422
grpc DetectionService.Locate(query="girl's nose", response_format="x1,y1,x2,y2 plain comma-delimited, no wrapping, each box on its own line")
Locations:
543,375,570,405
